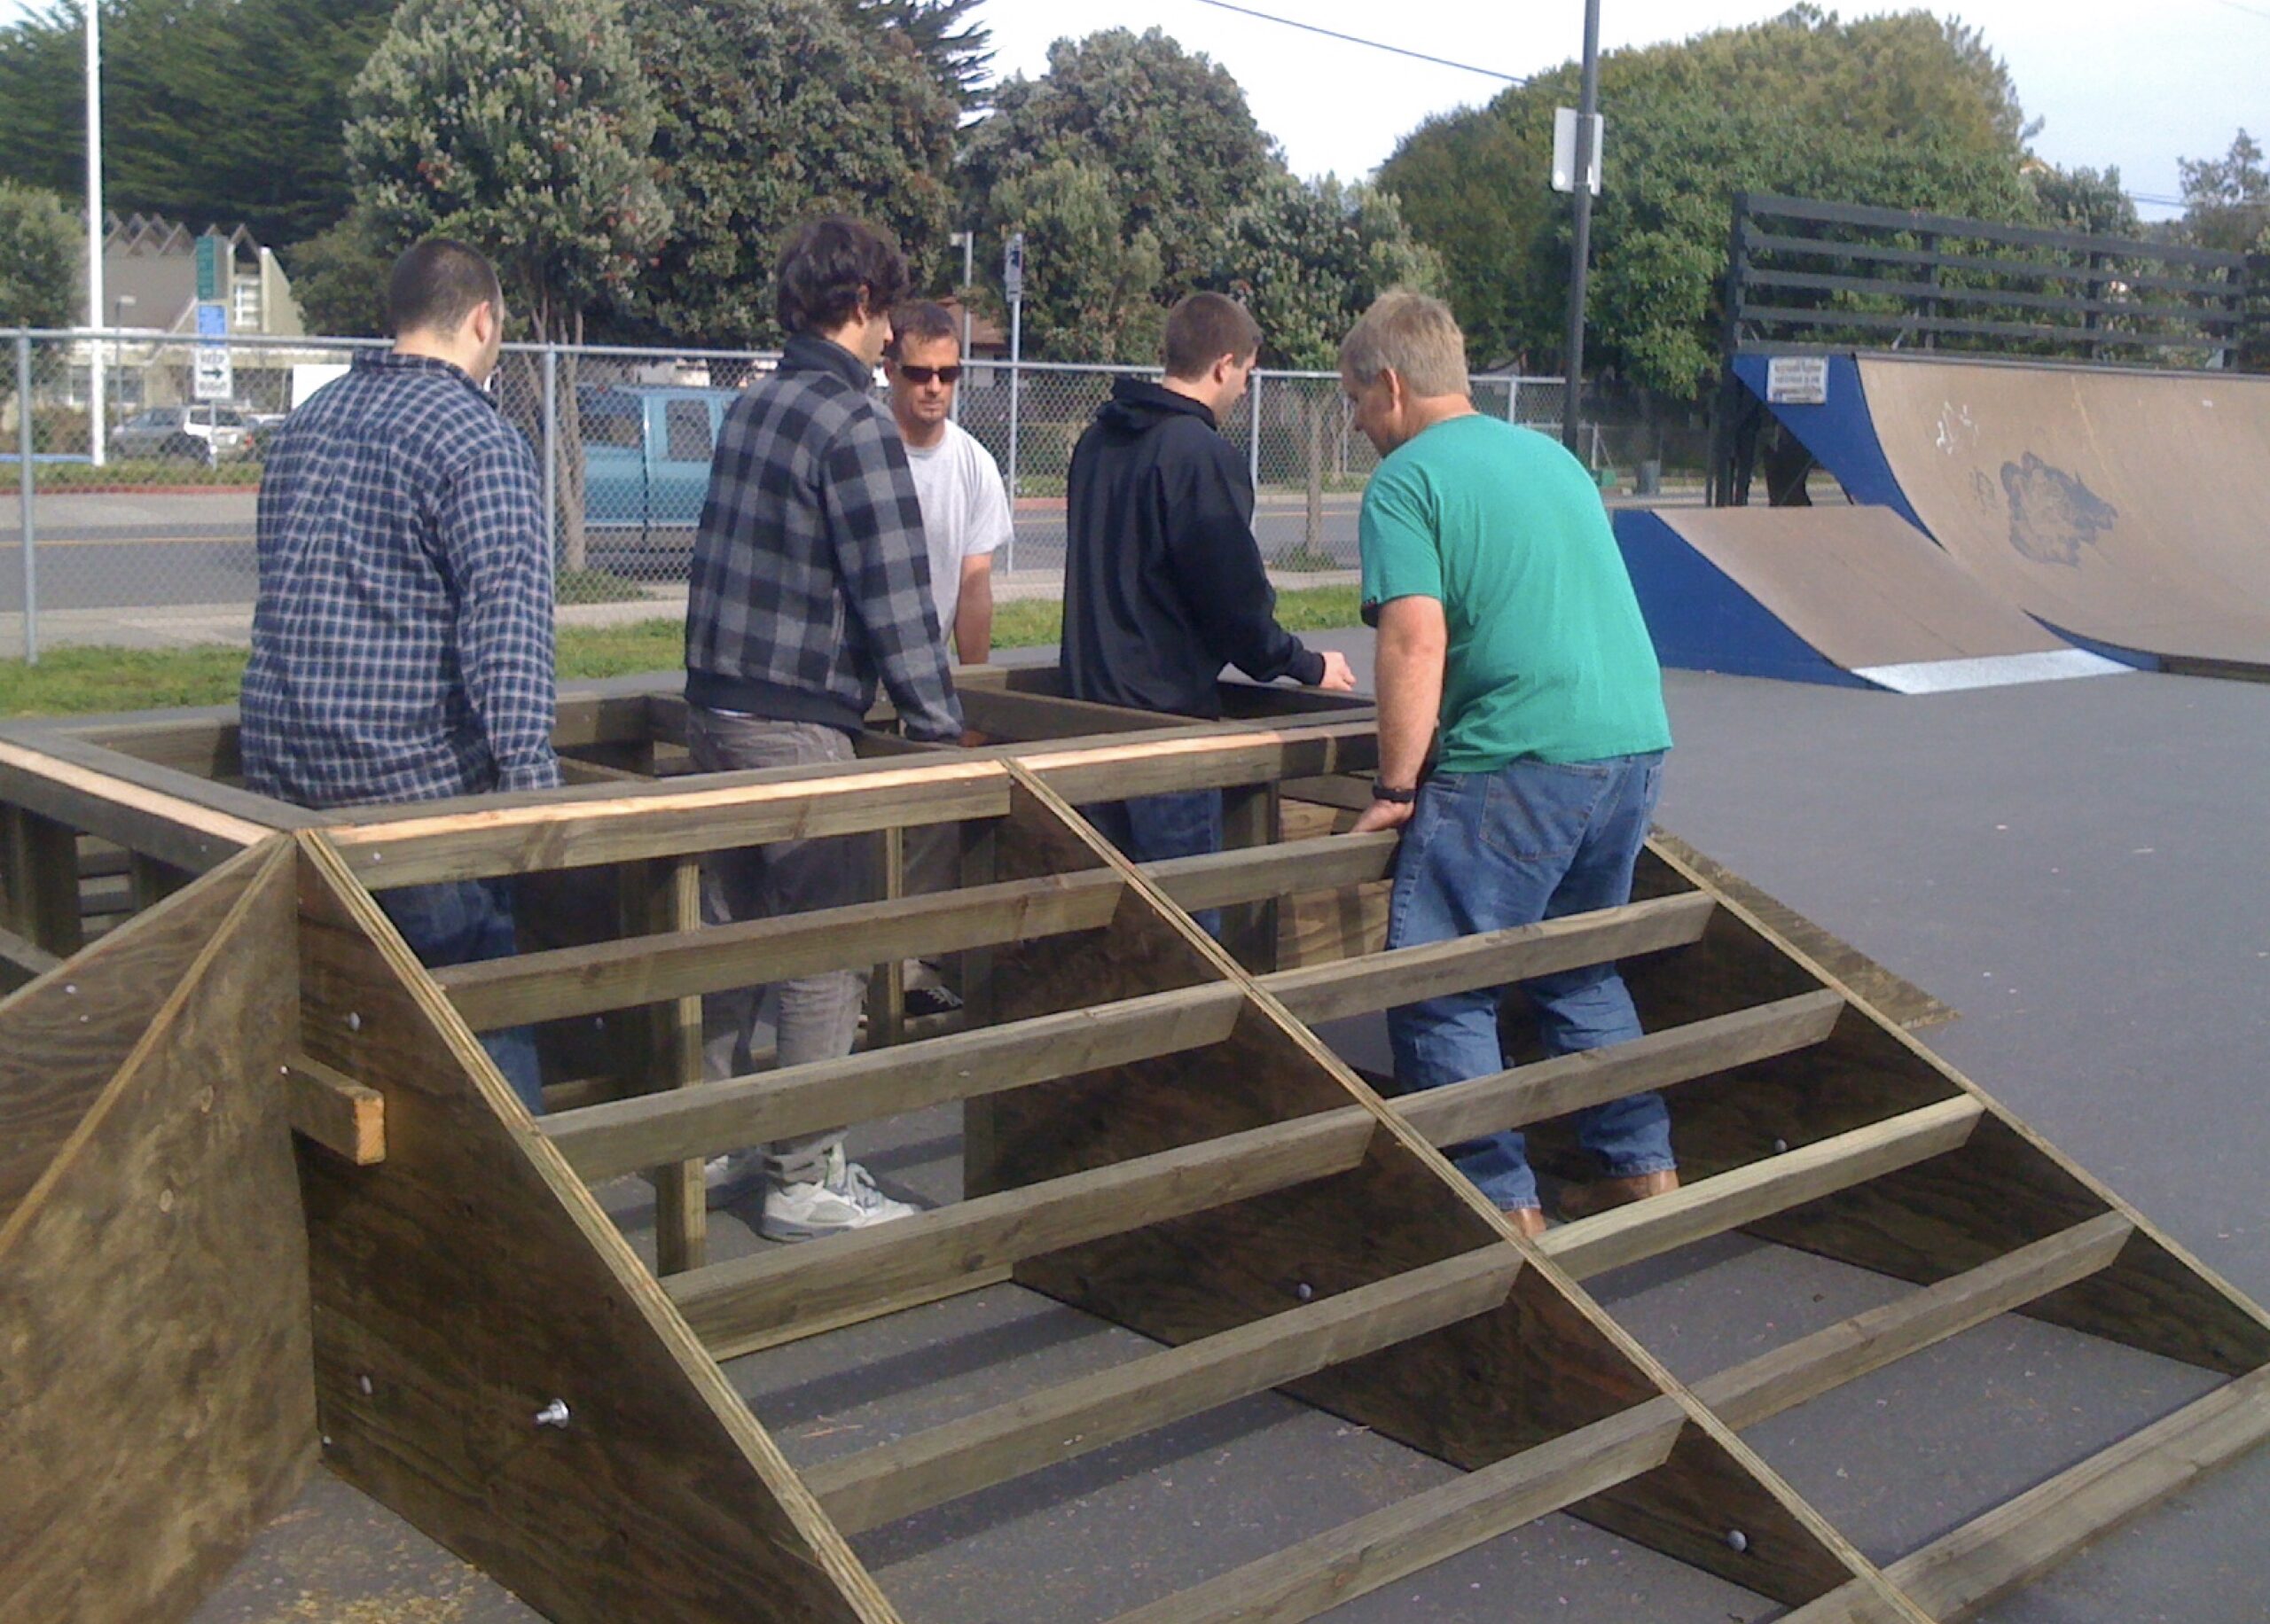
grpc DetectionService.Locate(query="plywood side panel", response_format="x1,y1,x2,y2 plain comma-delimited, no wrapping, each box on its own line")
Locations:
291,834,897,1624
0,843,314,1624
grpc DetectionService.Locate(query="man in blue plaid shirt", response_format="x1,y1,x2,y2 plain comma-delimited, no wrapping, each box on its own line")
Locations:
241,238,558,1114
685,214,960,1241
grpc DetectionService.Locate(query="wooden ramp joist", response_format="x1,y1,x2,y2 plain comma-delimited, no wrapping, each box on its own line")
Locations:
5,722,2270,1624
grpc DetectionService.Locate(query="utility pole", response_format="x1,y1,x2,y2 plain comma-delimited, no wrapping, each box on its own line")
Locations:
86,0,106,466
1560,0,1601,457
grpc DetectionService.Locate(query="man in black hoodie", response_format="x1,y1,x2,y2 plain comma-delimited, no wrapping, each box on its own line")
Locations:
1061,293,1355,892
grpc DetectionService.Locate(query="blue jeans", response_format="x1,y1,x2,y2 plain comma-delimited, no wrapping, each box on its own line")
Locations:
1385,753,1672,1211
381,878,546,1116
1080,789,1225,936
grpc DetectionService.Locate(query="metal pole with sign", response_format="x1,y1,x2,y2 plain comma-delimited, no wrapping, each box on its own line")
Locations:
1004,230,1024,572
192,302,233,402
1559,0,1603,458
84,1,105,467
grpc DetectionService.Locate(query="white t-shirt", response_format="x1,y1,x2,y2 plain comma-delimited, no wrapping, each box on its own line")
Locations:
903,418,1012,644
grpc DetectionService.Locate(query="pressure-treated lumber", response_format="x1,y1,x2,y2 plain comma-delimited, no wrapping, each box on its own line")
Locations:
0,843,315,1624
1781,1363,2270,1624
291,833,901,1624
1542,1097,1986,1280
1394,992,1847,1149
544,982,1248,1182
0,918,59,991
3,802,82,957
620,854,707,1273
667,1109,1380,1357
440,868,1124,1030
1144,830,1399,914
1692,1214,2138,1431
0,730,278,874
1104,1397,1689,1624
1259,891,1717,1025
807,1246,1525,1536
281,1053,387,1166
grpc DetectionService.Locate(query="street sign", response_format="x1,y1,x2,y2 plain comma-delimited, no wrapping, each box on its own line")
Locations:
192,300,232,402
1551,108,1604,195
1004,231,1025,301
1765,355,1830,405
195,235,222,301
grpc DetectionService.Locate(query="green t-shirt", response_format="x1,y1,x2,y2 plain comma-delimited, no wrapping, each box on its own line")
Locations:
1359,414,1671,772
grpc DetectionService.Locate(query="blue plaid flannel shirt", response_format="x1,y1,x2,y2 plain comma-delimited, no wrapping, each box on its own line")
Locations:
240,350,560,808
684,333,961,741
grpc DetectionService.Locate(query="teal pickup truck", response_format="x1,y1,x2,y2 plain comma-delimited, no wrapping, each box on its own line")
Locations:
582,385,739,536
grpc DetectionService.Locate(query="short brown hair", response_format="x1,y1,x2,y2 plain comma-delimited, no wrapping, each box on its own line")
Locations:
1340,290,1469,399
887,300,959,357
775,215,910,337
1162,292,1262,380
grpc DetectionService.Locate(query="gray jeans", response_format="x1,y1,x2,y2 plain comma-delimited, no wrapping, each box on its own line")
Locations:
687,710,871,1186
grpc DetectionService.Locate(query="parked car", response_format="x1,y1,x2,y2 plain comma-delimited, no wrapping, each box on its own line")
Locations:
108,403,254,465
581,386,737,538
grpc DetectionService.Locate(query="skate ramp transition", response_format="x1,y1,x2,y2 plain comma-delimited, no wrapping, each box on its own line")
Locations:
1615,504,2126,693
1734,352,2270,678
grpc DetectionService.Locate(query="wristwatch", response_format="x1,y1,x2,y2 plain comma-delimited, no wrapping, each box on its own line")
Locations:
1370,781,1418,805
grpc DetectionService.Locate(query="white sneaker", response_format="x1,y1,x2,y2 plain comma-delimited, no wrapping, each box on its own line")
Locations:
759,1145,921,1242
704,1151,759,1193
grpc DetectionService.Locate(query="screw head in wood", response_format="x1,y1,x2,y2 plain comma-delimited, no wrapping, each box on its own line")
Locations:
535,1399,572,1429
1725,1528,1749,1553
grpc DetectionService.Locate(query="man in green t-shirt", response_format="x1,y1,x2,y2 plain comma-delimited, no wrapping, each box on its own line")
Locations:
1342,290,1675,1238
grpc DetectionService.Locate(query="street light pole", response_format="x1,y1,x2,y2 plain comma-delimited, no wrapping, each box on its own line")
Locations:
85,0,106,467
949,230,973,422
1560,0,1601,458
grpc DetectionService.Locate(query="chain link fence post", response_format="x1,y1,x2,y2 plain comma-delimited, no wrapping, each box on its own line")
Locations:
14,331,35,664
1248,369,1263,491
540,345,559,564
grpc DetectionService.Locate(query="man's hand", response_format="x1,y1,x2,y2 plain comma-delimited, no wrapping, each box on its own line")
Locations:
1313,650,1358,691
1349,796,1415,834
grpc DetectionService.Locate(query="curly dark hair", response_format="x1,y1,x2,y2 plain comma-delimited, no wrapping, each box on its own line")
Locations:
775,215,911,338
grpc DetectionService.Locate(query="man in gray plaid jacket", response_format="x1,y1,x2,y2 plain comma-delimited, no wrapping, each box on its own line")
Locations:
684,214,962,1242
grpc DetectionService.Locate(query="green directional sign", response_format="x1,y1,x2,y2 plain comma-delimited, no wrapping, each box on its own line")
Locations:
195,235,221,301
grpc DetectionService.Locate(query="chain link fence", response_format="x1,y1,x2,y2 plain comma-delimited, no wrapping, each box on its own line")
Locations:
2,328,1568,660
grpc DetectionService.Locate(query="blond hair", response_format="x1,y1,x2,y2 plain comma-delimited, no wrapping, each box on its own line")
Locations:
1339,290,1469,398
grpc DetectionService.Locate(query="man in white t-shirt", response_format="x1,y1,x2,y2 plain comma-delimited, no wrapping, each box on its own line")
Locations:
887,301,1011,664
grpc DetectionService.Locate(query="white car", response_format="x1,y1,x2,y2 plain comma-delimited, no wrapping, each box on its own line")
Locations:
108,403,254,464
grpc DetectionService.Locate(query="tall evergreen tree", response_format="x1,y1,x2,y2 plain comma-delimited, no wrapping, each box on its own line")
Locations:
840,0,990,113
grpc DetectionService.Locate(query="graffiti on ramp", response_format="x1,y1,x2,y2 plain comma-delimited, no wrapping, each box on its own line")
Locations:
2000,452,2117,566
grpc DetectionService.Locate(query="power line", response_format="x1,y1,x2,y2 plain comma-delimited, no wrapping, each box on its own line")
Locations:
2210,0,2270,20
1190,0,1528,84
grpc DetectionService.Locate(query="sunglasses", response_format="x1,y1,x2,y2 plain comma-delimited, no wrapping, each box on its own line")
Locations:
896,363,963,385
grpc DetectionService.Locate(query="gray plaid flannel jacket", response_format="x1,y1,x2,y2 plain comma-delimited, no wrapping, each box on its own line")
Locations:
684,334,961,741
240,349,560,809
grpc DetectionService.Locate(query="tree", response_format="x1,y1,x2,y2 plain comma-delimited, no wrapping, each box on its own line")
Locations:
840,0,991,113
612,0,956,348
985,157,1164,363
2027,163,2139,238
0,0,396,247
348,0,669,567
961,27,1281,340
2179,129,2270,255
282,209,391,338
0,180,79,328
1382,6,2039,397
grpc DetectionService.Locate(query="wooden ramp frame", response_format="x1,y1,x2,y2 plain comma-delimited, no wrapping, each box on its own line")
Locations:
4,727,2269,1622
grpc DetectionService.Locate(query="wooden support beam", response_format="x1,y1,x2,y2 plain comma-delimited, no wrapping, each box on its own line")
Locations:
1397,993,1847,1150
557,755,651,786
1019,721,1380,808
3,803,82,957
959,686,1172,738
666,1110,1379,1358
128,851,196,912
1781,1363,2270,1624
545,983,1248,1183
621,855,708,1275
440,869,1125,1031
1693,1214,2136,1432
1103,1397,1688,1624
1542,1097,1987,1281
0,731,283,874
280,1054,387,1166
1139,832,1399,915
807,1246,1525,1536
0,919,60,992
1258,892,1718,1027
1217,780,1282,973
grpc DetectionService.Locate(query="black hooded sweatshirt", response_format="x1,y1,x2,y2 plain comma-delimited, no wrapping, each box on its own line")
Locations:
1060,378,1326,719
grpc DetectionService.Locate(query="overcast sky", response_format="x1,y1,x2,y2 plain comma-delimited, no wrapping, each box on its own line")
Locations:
973,0,2266,220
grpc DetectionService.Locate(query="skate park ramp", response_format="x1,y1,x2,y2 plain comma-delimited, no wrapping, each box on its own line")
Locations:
1615,504,2127,692
1734,352,2270,678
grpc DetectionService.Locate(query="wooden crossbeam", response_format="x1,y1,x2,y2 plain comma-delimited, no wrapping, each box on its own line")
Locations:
805,1247,1525,1536
665,1111,1379,1359
279,1054,386,1166
1395,993,1847,1149
544,983,1248,1182
1258,893,1718,1026
1542,1097,1987,1281
1102,1396,1688,1624
0,920,61,990
1142,832,1400,915
440,870,1125,1031
1781,1363,2270,1624
1693,1214,2136,1432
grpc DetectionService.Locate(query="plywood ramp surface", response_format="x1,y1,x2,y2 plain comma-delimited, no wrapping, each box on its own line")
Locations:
1857,356,2270,672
